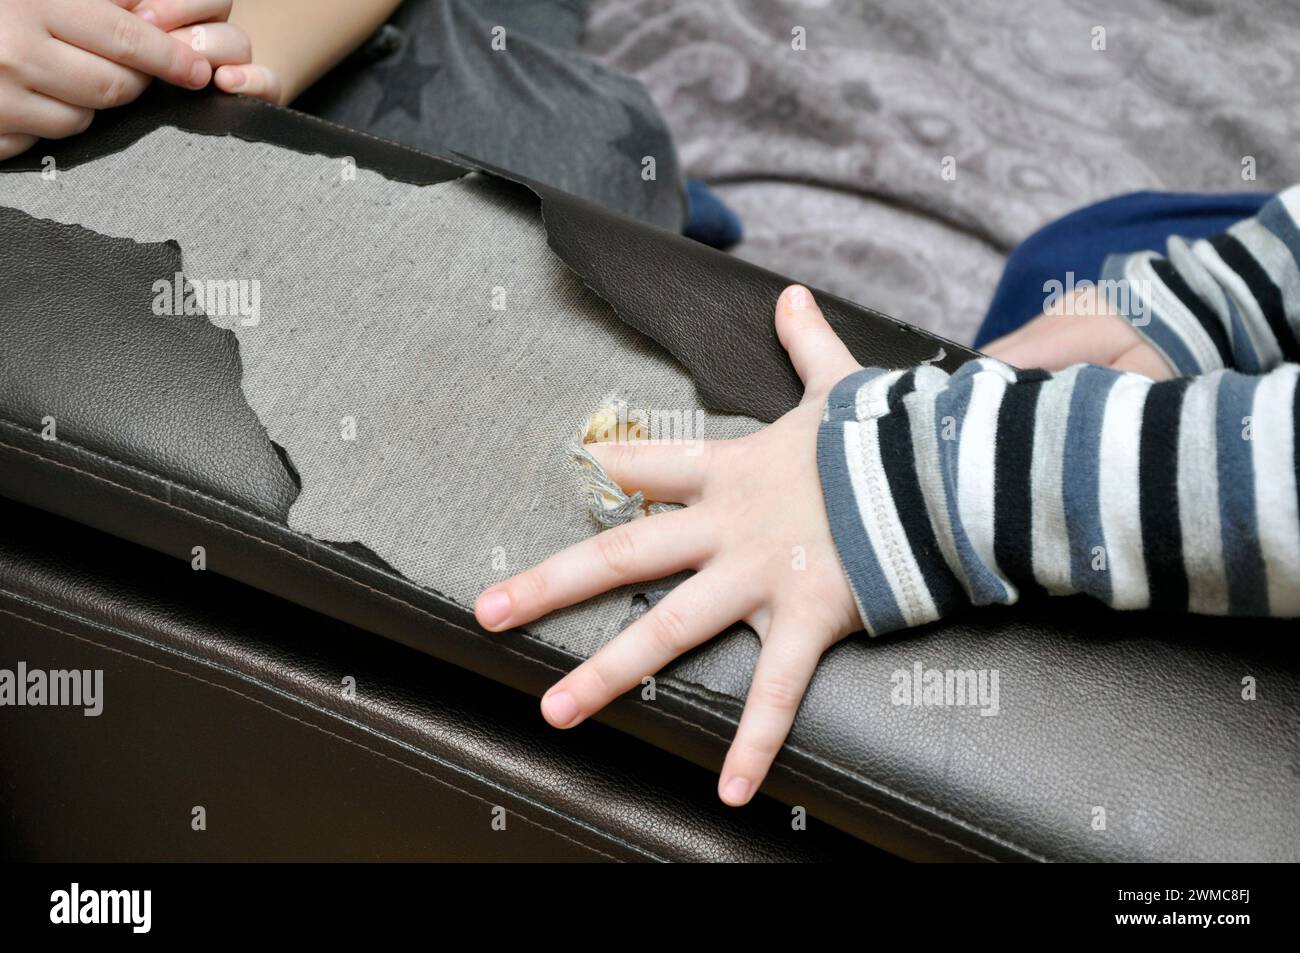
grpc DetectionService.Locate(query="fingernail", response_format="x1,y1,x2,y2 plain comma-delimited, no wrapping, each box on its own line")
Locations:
223,66,247,91
542,690,579,727
189,61,210,88
137,8,157,24
722,777,752,805
476,589,511,628
787,285,811,311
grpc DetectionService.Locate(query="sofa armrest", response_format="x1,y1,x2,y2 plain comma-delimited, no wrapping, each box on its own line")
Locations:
2,89,1296,862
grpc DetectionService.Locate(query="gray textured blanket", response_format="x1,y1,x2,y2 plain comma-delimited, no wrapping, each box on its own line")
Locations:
584,0,1300,343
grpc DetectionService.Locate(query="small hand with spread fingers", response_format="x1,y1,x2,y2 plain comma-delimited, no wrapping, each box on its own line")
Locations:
476,286,865,806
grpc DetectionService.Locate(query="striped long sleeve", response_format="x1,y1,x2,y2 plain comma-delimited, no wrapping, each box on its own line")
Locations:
1104,185,1300,375
816,358,1300,636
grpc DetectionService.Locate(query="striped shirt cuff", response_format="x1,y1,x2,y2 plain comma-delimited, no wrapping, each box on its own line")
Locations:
816,364,985,636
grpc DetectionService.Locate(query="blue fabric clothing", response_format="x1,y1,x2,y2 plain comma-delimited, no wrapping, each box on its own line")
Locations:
975,191,1272,347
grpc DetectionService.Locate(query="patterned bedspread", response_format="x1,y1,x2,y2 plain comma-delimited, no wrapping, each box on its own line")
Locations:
584,0,1300,344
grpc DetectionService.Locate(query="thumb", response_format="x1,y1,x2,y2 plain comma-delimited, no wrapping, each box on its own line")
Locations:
215,64,285,105
0,134,39,162
774,285,860,400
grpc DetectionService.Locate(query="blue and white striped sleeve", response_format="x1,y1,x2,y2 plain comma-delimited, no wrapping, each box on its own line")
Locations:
816,358,1300,636
1105,185,1300,375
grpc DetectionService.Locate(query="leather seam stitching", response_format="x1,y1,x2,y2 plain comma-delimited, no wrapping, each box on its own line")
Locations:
0,424,1020,860
233,93,465,169
0,422,1036,861
0,598,651,863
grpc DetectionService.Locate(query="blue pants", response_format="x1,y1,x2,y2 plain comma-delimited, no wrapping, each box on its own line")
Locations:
973,191,1274,348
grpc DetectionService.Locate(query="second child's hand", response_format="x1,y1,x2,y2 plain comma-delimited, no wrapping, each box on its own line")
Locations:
982,287,1173,378
0,0,225,159
130,1,282,102
475,286,866,807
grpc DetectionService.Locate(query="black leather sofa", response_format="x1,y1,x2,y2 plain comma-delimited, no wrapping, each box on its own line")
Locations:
2,90,1297,862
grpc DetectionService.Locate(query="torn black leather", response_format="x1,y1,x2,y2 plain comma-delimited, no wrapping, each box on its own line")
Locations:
1,89,1297,863
457,155,974,422
0,86,465,187
0,206,297,518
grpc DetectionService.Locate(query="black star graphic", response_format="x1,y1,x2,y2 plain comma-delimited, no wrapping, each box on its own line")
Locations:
368,33,442,128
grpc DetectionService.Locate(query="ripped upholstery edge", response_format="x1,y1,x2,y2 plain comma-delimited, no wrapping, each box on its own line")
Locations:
0,92,979,775
0,131,750,706
0,86,469,187
0,206,299,521
1,84,979,422
0,98,777,695
0,109,780,727
452,153,983,424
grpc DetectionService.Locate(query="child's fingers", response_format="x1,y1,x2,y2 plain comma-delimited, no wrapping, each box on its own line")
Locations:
980,319,1039,358
981,312,1074,365
27,39,148,110
2,89,93,140
169,22,250,67
46,0,211,89
474,506,715,632
774,284,860,398
1110,340,1175,380
0,134,40,161
538,570,756,729
584,439,714,506
717,622,822,806
214,64,283,105
989,312,1139,371
979,316,1054,366
133,0,233,32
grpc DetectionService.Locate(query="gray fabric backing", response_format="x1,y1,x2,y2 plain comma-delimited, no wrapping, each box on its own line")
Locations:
0,129,759,654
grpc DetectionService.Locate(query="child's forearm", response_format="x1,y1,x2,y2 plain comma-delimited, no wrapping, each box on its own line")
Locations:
818,357,1300,633
229,0,403,104
822,185,1300,633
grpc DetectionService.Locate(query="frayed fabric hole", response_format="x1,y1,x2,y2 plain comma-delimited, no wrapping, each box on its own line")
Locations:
567,394,683,529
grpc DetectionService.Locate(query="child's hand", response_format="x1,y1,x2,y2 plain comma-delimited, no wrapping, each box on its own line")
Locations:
131,2,280,104
982,286,1174,378
210,60,283,105
0,0,221,160
131,1,257,80
474,285,866,807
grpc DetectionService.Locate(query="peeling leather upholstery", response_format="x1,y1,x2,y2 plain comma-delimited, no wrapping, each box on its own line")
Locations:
2,88,1297,862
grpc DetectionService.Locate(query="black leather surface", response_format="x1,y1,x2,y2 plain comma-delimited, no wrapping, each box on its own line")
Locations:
0,206,297,519
0,85,464,186
1,89,1297,862
0,497,876,862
